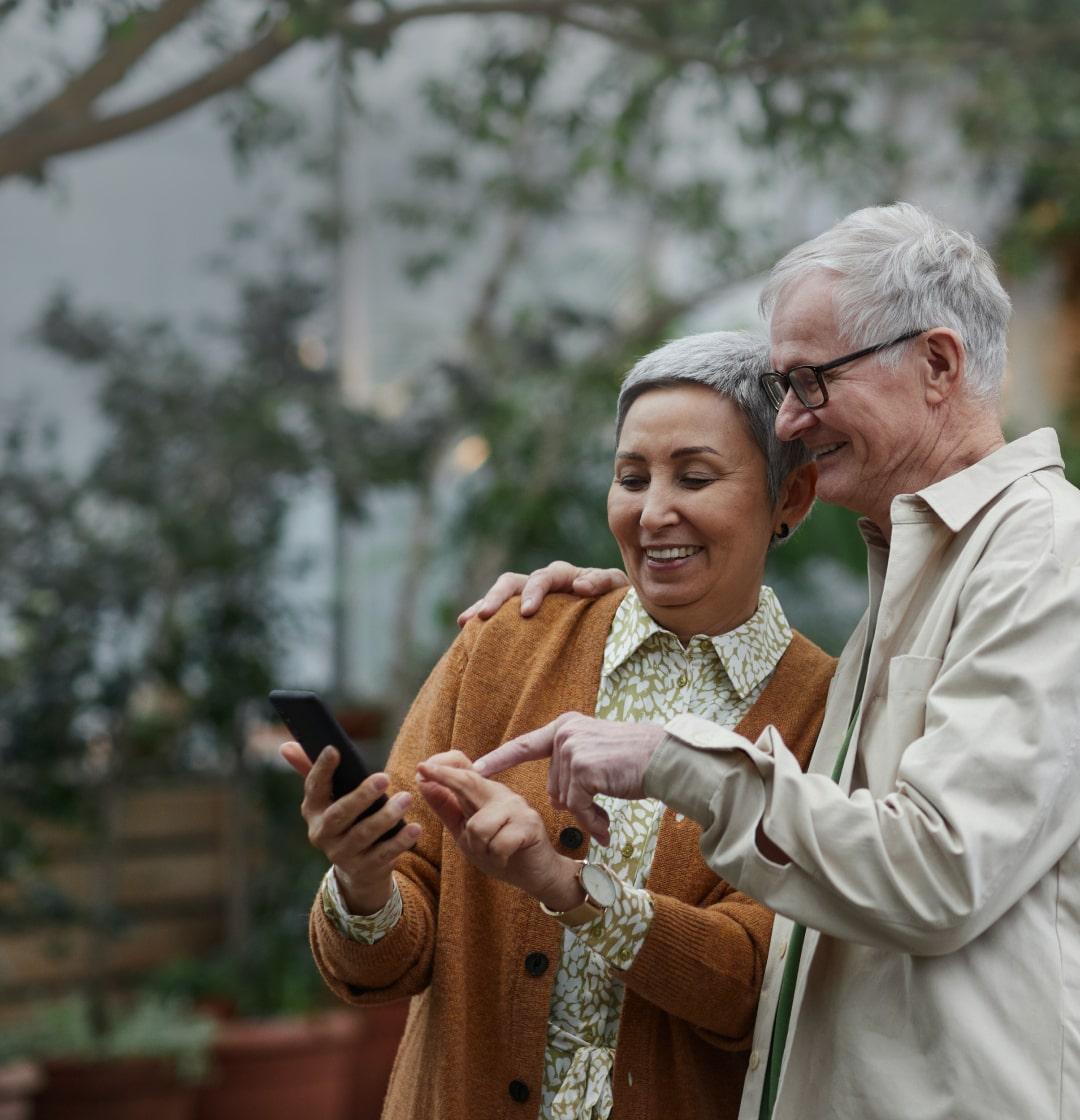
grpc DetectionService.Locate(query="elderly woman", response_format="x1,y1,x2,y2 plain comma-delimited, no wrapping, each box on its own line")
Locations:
282,331,834,1120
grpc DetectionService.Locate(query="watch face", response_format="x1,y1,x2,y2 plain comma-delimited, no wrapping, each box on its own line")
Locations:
581,863,617,908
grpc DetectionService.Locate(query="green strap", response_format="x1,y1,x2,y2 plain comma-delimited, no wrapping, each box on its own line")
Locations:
759,706,859,1120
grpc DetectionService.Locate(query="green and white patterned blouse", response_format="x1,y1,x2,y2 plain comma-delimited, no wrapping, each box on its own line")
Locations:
322,586,792,1120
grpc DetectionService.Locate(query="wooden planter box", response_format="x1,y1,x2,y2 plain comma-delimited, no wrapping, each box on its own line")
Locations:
34,1055,197,1120
196,1011,364,1120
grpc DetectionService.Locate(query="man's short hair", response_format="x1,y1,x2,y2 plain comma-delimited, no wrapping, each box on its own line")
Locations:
759,203,1012,401
615,330,810,507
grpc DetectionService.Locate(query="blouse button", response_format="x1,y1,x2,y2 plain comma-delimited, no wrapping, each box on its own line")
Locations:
677,673,689,687
620,841,634,860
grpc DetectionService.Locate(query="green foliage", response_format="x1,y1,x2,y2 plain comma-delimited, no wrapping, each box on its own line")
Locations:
7,993,216,1081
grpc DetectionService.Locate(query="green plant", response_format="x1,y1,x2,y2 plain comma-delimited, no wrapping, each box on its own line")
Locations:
10,993,216,1083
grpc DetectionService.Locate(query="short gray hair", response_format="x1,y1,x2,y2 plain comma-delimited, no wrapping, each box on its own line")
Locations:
759,203,1012,401
615,330,810,506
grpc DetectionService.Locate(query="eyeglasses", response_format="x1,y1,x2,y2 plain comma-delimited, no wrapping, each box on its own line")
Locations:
759,329,926,411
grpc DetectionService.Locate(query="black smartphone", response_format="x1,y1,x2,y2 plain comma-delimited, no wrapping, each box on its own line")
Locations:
269,689,405,842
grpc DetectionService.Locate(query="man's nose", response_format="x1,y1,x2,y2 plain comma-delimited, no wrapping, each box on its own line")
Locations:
774,390,816,443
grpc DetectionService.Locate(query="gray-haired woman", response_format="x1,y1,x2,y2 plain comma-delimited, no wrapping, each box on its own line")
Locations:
283,331,834,1120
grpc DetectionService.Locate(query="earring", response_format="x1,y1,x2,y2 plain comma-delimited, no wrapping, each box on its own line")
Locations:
772,523,790,542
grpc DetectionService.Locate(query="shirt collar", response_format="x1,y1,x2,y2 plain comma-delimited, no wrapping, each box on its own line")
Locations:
602,586,792,700
857,428,1065,544
907,428,1063,534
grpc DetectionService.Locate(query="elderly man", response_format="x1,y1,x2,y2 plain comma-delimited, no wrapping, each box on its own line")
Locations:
464,203,1080,1119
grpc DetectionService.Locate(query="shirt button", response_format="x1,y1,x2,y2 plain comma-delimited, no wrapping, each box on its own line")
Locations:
508,1079,530,1103
677,673,689,687
749,1051,761,1071
524,951,549,977
618,947,633,964
620,841,634,859
559,827,585,851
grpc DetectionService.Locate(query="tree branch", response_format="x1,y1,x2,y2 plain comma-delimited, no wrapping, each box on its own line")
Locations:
11,0,209,137
0,17,298,179
3,0,1080,183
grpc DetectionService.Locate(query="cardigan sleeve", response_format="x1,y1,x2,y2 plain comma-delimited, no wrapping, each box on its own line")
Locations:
308,633,472,1003
620,877,771,1050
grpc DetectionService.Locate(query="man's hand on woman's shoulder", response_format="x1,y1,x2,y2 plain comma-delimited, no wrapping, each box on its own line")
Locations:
456,562,628,627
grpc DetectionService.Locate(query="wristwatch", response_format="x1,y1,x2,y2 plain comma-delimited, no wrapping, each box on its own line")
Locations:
540,860,617,927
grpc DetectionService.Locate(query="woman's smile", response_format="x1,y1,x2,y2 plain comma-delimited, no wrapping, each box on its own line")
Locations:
643,544,704,569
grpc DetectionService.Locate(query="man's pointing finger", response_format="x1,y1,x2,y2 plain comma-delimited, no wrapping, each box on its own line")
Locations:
474,720,561,778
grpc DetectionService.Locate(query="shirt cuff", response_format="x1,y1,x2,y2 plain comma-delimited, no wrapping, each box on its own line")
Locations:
320,867,403,944
570,865,655,972
665,712,750,751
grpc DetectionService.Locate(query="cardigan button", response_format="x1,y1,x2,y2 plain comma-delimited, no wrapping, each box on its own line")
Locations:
524,951,549,977
559,827,585,850
508,1079,530,1103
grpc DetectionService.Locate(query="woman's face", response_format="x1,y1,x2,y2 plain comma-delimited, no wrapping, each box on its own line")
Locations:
608,384,778,641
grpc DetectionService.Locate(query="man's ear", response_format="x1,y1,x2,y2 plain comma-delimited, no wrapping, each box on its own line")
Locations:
922,328,965,405
775,461,817,535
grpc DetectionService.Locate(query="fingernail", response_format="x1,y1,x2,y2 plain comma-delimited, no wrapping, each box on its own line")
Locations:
521,594,536,610
394,792,413,810
372,774,389,792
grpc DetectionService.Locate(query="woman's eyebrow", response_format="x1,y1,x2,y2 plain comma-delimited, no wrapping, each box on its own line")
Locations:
671,446,719,458
616,446,719,461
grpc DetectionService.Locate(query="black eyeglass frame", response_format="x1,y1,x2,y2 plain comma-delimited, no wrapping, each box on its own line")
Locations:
759,328,926,412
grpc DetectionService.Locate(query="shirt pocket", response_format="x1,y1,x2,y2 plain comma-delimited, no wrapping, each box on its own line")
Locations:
865,655,943,791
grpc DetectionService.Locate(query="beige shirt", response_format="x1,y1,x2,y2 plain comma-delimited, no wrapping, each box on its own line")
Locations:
646,429,1080,1120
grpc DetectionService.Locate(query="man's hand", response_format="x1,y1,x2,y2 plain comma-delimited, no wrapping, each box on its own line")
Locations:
473,714,665,845
456,562,628,627
416,751,583,911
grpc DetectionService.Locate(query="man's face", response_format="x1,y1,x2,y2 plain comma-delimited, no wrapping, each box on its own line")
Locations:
769,272,929,523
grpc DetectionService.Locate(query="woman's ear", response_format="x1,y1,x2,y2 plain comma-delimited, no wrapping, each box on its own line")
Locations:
775,461,817,535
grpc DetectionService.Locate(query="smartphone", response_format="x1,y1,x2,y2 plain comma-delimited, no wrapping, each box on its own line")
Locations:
269,689,405,842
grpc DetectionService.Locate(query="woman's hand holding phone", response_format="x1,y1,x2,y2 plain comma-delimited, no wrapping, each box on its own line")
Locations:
281,742,421,915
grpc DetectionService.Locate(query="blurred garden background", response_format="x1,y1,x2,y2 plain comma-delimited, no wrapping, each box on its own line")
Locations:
3,1,1080,1115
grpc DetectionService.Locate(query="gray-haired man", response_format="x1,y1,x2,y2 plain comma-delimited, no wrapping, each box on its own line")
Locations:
468,204,1080,1119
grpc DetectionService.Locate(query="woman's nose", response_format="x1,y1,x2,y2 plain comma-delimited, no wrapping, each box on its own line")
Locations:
639,487,680,530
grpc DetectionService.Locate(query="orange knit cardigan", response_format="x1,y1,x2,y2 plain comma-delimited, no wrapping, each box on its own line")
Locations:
310,591,835,1120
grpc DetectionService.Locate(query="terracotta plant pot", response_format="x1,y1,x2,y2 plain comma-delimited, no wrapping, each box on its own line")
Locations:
350,1001,409,1120
34,1055,197,1120
196,1011,364,1120
0,1061,42,1120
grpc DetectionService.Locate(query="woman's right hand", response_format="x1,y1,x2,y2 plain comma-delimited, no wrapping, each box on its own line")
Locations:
456,562,628,627
281,741,421,916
